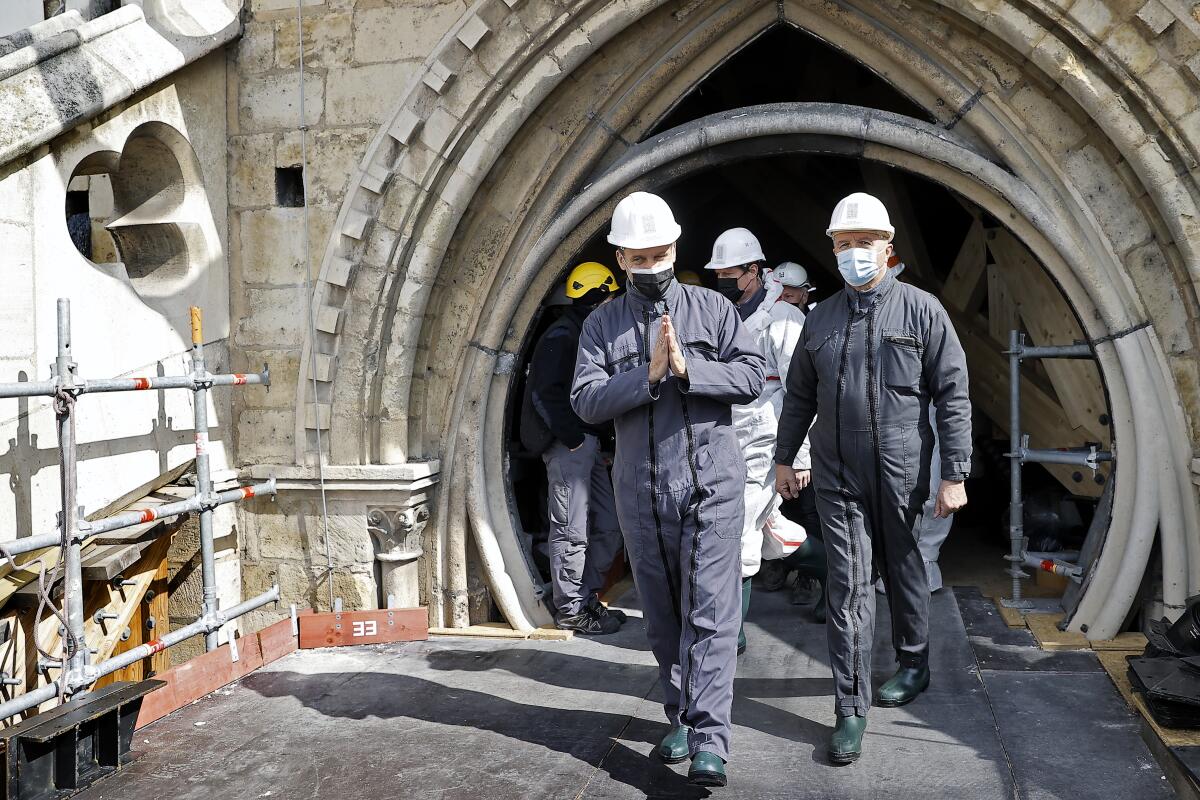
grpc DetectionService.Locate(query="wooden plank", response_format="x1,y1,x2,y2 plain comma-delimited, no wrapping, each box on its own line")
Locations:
80,544,141,581
298,608,428,649
988,230,1110,446
1092,632,1149,652
1099,650,1200,747
147,555,170,677
528,625,573,641
86,536,173,668
135,638,264,729
84,460,193,522
996,602,1028,628
1027,612,1091,650
95,547,170,687
428,624,529,639
257,616,300,665
942,217,988,313
987,263,1021,344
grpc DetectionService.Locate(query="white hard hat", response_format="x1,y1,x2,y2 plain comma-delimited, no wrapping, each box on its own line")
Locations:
826,192,895,239
774,261,811,288
705,227,766,270
607,191,682,249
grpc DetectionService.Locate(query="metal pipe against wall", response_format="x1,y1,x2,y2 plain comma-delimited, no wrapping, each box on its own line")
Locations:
1022,553,1083,580
1006,330,1026,604
190,308,220,653
1018,447,1113,469
0,481,278,560
85,481,277,536
83,370,269,394
0,684,61,724
0,373,268,401
1016,343,1094,359
93,585,280,682
54,300,88,686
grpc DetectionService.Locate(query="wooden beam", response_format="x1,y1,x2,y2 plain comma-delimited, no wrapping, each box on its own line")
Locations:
988,230,1110,446
860,162,935,287
942,217,988,314
987,263,1021,344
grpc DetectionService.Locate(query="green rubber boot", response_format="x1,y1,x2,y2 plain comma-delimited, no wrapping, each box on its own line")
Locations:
784,536,827,623
688,752,727,787
877,665,930,707
656,725,689,764
737,577,751,655
828,715,867,764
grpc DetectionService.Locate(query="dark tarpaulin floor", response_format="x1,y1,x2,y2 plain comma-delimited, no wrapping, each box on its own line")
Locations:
76,586,1173,800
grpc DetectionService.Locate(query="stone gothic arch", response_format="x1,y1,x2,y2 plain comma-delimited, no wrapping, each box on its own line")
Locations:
294,0,1200,638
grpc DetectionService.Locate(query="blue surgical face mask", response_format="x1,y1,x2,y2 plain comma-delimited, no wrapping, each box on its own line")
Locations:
836,247,881,287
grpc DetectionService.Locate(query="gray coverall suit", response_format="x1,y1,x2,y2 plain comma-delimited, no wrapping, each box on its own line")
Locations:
775,268,971,717
571,279,766,760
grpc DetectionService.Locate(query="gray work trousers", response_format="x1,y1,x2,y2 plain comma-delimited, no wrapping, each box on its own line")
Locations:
542,435,623,617
615,481,743,760
816,452,930,718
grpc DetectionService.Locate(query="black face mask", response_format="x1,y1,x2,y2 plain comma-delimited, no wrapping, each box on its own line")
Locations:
628,266,675,301
716,267,755,303
716,276,743,302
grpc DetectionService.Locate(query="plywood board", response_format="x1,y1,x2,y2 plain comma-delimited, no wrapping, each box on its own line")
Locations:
1027,612,1091,650
996,603,1028,628
1092,632,1149,652
1099,650,1200,747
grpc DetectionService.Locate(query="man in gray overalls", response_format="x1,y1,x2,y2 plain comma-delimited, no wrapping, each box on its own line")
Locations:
572,191,766,787
774,192,972,764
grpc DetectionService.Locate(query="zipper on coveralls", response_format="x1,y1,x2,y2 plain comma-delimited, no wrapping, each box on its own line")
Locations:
642,308,682,626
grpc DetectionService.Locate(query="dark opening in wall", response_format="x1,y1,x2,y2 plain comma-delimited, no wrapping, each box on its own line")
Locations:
275,166,306,207
65,190,92,259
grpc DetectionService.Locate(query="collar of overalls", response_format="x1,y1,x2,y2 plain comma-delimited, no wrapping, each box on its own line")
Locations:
843,266,897,315
626,273,684,314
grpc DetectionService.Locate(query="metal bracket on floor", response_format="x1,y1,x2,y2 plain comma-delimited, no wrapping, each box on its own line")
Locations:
0,680,162,800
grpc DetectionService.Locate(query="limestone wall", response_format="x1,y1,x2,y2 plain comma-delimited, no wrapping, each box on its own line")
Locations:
229,0,466,617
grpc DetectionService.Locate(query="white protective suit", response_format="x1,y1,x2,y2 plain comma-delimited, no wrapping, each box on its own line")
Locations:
737,270,812,578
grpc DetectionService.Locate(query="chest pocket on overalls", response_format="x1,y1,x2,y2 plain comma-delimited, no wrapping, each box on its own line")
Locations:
804,328,840,381
681,336,720,363
607,342,641,374
880,330,922,393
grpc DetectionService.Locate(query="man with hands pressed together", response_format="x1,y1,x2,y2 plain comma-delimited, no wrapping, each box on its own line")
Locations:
572,192,766,788
774,192,972,764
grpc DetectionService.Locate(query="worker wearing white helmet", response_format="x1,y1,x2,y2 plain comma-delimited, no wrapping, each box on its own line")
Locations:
705,228,827,655
773,261,815,309
773,191,972,764
571,192,767,787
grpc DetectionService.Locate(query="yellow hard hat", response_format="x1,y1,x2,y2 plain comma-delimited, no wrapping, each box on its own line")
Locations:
676,270,703,286
565,262,617,298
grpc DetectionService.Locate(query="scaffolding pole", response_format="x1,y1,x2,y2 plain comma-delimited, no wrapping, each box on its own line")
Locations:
0,299,278,721
1004,333,1111,608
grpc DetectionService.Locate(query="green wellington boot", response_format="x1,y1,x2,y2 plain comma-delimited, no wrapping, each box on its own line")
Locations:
737,576,751,655
656,725,690,764
877,665,931,707
688,752,727,787
783,536,827,623
828,715,867,764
